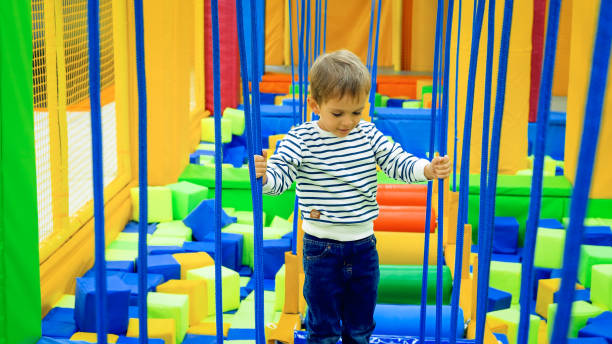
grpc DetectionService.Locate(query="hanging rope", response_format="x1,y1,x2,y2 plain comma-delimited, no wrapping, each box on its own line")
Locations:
452,0,462,192
418,0,443,341
288,0,300,254
133,0,150,342
551,2,612,342
366,0,376,72
303,0,312,121
86,1,108,343
367,0,382,120
449,1,485,343
298,0,306,123
322,0,328,53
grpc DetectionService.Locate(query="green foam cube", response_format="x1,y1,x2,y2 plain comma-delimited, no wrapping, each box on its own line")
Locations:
115,232,152,242
108,240,138,251
578,245,612,287
591,264,612,310
153,221,193,241
275,265,286,312
270,216,292,231
199,155,215,166
490,261,521,304
547,301,604,339
223,224,288,268
148,292,189,344
381,95,389,107
130,186,173,223
402,100,422,109
201,117,232,143
54,294,75,309
487,307,540,344
235,211,254,225
230,290,277,328
148,236,185,247
223,108,245,135
223,207,236,216
534,227,565,268
167,181,209,220
106,249,137,262
198,142,216,151
187,265,240,315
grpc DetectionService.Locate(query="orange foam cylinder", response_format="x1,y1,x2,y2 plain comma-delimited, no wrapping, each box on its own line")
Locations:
374,205,435,233
376,184,427,206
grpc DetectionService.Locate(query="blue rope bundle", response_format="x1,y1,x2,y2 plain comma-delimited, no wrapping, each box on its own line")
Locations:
452,0,462,192
366,0,376,72
288,0,300,255
322,0,328,53
367,0,382,120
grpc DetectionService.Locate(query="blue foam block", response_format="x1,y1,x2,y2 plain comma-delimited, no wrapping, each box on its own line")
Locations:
37,337,87,344
493,217,519,254
182,240,240,271
259,92,283,105
121,272,164,306
263,238,291,279
82,269,125,280
527,112,566,160
372,304,464,338
182,334,219,344
245,278,276,293
201,232,244,271
555,166,564,176
238,265,253,277
116,337,164,344
141,254,180,282
183,199,237,241
189,152,201,164
282,98,299,107
281,231,293,248
554,288,590,303
386,98,407,108
128,306,138,318
533,267,554,299
571,337,609,344
588,312,612,326
539,218,564,229
240,287,250,300
491,252,521,263
372,108,440,158
579,323,612,343
123,221,158,234
41,320,76,339
487,287,512,312
227,328,256,340
43,307,75,324
223,145,246,168
74,276,130,334
493,333,509,344
147,245,185,255
583,226,612,246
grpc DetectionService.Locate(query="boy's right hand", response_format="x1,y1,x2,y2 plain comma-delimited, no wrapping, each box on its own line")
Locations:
254,151,268,184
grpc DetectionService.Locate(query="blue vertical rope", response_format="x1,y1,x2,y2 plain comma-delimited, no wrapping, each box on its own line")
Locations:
86,1,107,343
551,2,612,342
210,1,224,343
322,0,328,53
314,0,320,60
419,0,443,341
517,1,561,343
452,0,462,192
303,0,312,121
133,0,149,342
367,0,382,120
449,1,485,343
298,0,306,123
288,0,300,255
437,0,454,341
366,0,376,72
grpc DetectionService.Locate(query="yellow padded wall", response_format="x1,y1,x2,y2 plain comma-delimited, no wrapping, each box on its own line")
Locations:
266,0,285,65
552,0,572,97
411,0,436,72
565,0,612,199
447,0,531,175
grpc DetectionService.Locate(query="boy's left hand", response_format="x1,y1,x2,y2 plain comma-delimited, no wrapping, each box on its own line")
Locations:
424,155,451,180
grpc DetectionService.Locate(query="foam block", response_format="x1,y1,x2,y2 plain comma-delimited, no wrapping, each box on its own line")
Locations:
373,304,464,338
130,186,173,223
532,267,553,299
583,226,612,246
489,261,521,304
570,338,609,344
153,221,193,242
148,246,185,255
70,332,118,343
115,337,164,344
187,265,240,315
157,280,207,326
535,278,584,319
126,318,175,344
223,108,245,135
122,221,158,234
376,231,438,265
534,227,566,269
148,236,185,247
263,239,291,279
182,240,239,271
275,265,286,311
147,292,189,344
181,334,218,344
578,245,612,287
235,211,254,225
74,276,130,334
44,307,75,324
270,216,292,231
172,252,214,279
142,254,181,282
493,217,519,254
223,223,288,268
167,182,209,220
201,231,244,271
41,320,76,339
186,322,231,337
201,117,232,143
591,264,612,310
539,218,564,229
183,199,237,241
579,314,612,343
488,287,512,312
487,308,540,344
121,273,165,306
548,301,604,338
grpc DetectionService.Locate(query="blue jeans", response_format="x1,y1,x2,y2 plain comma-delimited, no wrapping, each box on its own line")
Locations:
302,233,380,344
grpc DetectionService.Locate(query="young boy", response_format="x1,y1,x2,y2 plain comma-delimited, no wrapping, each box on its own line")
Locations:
254,50,451,344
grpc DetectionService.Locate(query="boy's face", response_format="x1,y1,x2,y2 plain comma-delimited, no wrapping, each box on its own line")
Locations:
309,93,367,137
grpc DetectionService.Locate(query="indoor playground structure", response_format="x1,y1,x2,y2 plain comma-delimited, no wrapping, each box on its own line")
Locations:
2,0,612,343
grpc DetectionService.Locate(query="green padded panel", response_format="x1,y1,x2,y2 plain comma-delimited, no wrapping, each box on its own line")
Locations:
270,216,292,231
591,264,612,310
179,164,252,189
224,224,289,268
547,301,604,338
153,221,193,241
275,265,286,311
455,174,572,197
106,249,137,262
223,108,246,136
201,117,232,143
487,308,540,344
148,292,189,344
381,95,389,107
578,245,612,288
54,294,76,309
187,265,240,315
534,228,565,269
148,236,185,247
377,265,452,305
585,199,612,218
223,207,236,216
167,181,209,220
489,261,521,304
108,240,138,251
131,186,174,223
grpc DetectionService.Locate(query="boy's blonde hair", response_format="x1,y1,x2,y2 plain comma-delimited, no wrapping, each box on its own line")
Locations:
308,50,371,104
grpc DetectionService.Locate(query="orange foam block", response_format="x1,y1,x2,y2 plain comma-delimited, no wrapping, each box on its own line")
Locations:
373,205,435,233
156,279,208,325
127,318,175,344
376,184,427,206
283,252,300,314
265,312,301,344
172,252,214,279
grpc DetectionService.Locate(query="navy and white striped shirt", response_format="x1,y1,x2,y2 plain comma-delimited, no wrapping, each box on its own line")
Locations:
262,120,429,241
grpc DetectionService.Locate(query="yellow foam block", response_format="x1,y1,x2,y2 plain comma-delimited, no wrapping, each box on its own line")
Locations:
283,252,299,314
268,134,286,155
127,318,176,344
298,272,307,317
416,79,433,100
375,231,437,265
538,320,549,344
201,117,232,143
187,321,231,336
172,252,214,279
70,332,118,343
535,278,584,319
156,279,208,326
265,312,301,344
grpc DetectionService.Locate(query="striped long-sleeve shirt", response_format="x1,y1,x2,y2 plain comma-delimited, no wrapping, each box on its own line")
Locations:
262,120,429,241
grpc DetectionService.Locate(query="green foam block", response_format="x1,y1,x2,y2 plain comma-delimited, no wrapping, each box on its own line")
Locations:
187,265,240,315
487,307,540,344
489,261,521,304
223,224,289,268
201,117,232,143
270,216,292,231
377,265,452,305
167,181,209,220
223,207,236,216
547,301,604,338
198,143,216,151
148,292,189,344
231,291,277,328
534,227,565,268
131,186,173,223
591,264,612,310
223,108,245,136
578,245,612,287
148,236,185,247
108,240,138,251
153,221,193,241
402,100,422,109
275,265,286,311
106,249,137,262
199,155,215,166
235,211,254,225
115,232,152,242
381,95,389,107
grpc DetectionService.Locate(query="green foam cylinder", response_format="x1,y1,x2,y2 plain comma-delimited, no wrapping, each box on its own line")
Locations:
578,245,612,287
167,181,209,220
377,265,452,305
153,221,193,241
148,292,189,344
223,108,245,135
130,186,173,223
591,264,612,310
201,117,232,143
534,227,565,268
547,301,604,338
489,261,521,304
187,265,240,315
